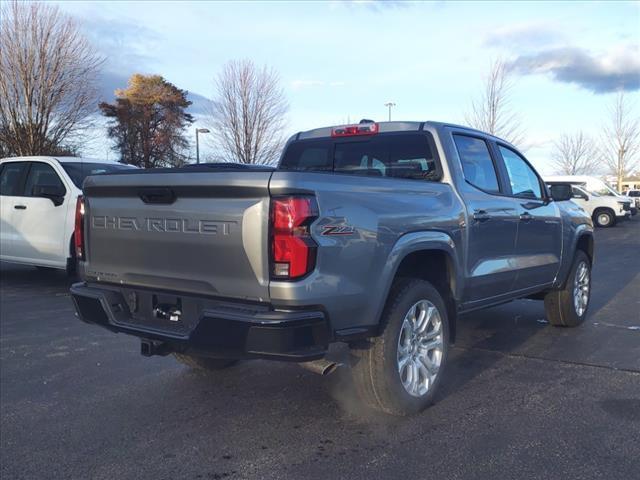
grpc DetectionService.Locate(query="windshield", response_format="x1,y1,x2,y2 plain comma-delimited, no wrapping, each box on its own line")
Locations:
586,181,619,197
61,162,136,188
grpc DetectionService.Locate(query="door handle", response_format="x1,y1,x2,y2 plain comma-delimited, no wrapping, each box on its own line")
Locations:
14,205,26,210
473,210,491,222
519,212,533,222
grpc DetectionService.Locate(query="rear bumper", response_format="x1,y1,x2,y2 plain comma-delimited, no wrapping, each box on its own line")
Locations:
70,282,330,361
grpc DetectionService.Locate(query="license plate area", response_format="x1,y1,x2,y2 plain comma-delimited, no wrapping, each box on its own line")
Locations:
124,290,201,336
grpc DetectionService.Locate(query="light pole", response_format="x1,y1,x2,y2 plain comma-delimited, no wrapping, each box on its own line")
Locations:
384,102,396,121
195,128,210,164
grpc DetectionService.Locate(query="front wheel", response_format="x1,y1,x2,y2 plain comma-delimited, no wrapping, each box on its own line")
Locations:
350,278,449,416
593,209,615,228
544,250,591,327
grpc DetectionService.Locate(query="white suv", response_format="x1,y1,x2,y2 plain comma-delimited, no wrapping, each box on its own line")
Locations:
0,156,135,273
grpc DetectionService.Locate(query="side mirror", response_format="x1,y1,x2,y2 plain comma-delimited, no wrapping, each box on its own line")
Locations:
549,184,573,202
32,185,66,206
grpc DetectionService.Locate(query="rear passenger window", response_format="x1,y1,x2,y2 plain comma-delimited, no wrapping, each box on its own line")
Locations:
24,163,66,197
280,134,440,181
0,162,28,196
453,135,500,193
386,135,438,180
279,141,332,172
334,139,387,177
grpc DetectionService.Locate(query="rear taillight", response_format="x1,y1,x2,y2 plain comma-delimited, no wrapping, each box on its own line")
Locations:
74,195,85,260
271,196,318,279
331,122,378,137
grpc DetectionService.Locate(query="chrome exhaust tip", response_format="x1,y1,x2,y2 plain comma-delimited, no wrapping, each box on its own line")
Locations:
299,359,340,376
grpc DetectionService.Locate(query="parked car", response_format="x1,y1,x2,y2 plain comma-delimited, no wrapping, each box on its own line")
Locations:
547,183,627,228
0,156,136,273
545,175,634,217
70,121,594,416
625,189,640,210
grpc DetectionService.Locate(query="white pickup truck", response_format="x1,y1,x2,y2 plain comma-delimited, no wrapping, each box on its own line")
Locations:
545,175,631,227
0,156,135,273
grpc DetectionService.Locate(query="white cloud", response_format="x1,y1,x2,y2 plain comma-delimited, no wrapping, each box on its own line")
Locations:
484,22,565,50
510,43,640,93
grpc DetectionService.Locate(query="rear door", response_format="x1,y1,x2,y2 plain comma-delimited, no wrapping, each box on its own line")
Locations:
1,162,30,259
451,133,519,303
11,161,70,266
83,169,273,302
495,144,562,290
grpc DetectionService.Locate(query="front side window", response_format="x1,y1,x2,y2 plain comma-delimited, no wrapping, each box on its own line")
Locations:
498,146,542,199
24,163,66,197
453,134,500,193
0,162,28,196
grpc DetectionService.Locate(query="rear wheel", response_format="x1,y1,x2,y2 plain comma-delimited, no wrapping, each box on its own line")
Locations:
350,278,449,416
544,250,591,327
593,209,615,228
173,353,237,370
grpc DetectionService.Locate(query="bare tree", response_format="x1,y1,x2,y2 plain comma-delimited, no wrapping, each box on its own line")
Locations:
0,1,102,156
465,58,524,147
209,60,288,165
600,92,640,191
551,131,599,175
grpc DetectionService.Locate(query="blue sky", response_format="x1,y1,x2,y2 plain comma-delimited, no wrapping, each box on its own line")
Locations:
53,0,640,173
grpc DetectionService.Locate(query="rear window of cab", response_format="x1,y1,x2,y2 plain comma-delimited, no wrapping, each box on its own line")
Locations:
279,133,441,181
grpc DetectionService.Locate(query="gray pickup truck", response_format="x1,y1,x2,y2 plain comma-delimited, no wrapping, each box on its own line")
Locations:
70,121,594,415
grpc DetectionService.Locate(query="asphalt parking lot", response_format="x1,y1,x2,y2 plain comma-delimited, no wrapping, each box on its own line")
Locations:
1,220,639,480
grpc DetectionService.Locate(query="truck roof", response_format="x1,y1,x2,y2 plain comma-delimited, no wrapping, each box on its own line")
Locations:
0,155,120,165
294,120,512,145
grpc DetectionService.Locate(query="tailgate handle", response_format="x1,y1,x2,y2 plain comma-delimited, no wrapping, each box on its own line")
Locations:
139,187,176,204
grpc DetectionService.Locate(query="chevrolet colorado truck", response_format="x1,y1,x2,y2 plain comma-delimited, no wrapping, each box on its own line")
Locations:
70,121,594,416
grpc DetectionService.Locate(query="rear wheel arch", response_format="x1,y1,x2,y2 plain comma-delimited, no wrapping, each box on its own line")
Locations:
391,249,458,343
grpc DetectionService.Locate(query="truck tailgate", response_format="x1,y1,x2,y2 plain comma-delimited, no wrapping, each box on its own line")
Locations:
82,170,272,302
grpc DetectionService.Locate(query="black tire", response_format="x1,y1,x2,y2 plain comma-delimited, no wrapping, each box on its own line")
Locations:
173,353,237,370
593,209,616,228
66,236,78,278
544,250,591,327
350,278,449,416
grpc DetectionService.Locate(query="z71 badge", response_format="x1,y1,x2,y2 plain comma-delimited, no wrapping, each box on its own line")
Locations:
321,225,356,236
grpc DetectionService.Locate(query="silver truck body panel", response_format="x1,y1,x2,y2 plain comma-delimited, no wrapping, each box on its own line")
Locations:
83,171,272,302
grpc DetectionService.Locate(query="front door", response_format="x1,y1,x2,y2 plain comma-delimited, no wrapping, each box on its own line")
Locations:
496,144,562,290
